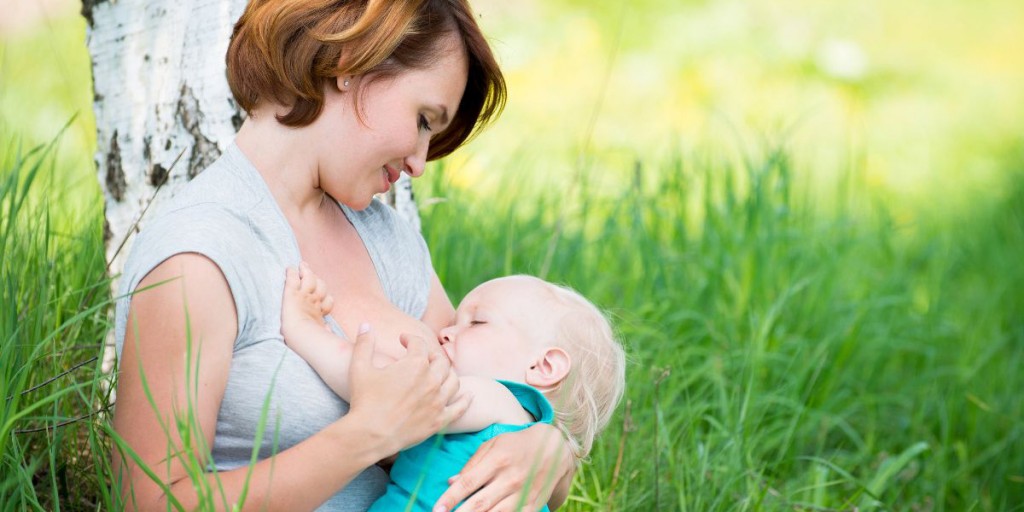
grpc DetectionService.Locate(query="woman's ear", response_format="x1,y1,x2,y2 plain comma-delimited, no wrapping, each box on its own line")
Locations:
525,347,571,390
337,75,354,92
335,46,354,92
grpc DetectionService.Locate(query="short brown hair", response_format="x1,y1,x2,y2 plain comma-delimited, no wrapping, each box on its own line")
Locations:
226,0,505,160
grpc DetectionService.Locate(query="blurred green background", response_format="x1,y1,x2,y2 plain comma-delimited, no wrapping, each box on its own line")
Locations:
2,0,1023,510
4,0,1024,215
463,0,1024,218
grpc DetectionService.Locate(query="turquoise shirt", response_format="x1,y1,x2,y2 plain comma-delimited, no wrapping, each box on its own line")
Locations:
368,381,554,512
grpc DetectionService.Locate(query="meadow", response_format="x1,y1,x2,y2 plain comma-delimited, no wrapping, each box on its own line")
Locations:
2,0,1023,510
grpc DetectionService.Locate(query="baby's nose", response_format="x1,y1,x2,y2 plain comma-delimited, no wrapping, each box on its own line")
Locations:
438,326,454,345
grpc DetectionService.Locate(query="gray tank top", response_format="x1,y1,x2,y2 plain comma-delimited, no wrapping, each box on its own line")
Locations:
113,143,433,511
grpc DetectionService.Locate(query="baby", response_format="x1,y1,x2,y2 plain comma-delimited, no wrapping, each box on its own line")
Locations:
281,263,626,511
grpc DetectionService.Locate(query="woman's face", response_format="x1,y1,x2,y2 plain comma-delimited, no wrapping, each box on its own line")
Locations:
314,37,469,210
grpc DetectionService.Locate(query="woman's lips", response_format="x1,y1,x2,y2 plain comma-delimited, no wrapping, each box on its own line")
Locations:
384,165,401,183
380,165,400,193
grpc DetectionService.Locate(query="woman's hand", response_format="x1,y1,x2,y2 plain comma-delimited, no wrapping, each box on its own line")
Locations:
433,423,576,512
346,326,470,456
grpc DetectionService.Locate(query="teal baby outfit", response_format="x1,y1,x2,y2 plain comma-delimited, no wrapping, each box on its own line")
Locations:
368,381,554,512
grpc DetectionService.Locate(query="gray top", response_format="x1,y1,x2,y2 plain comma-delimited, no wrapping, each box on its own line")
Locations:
113,143,433,511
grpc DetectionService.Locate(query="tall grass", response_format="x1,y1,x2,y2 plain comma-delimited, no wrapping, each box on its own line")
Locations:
2,125,1022,510
418,143,1024,511
0,136,273,511
1,133,112,510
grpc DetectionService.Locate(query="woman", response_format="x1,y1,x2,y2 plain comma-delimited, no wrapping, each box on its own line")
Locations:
110,0,575,510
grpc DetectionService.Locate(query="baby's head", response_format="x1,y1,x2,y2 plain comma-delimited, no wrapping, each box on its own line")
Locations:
439,275,626,459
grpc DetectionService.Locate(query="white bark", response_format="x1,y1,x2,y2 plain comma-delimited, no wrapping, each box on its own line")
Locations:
86,0,420,372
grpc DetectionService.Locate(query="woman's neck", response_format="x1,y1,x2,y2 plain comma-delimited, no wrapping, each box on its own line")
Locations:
234,110,327,221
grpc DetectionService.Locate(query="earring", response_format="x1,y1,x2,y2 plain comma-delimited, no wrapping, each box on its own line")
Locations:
343,79,350,88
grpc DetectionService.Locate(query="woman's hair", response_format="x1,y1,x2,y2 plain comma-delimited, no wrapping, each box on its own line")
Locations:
527,277,627,461
226,0,506,160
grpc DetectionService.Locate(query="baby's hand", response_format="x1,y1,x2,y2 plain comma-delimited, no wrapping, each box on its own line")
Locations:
281,262,335,343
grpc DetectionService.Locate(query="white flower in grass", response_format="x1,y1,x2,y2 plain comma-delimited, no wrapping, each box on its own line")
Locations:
816,39,869,81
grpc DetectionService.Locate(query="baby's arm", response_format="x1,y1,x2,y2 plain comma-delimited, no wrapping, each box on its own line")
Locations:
281,263,355,399
444,376,534,434
284,265,534,434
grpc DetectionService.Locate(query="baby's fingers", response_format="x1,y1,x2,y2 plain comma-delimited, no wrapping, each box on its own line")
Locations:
297,263,314,292
284,266,300,290
320,293,335,316
312,276,327,300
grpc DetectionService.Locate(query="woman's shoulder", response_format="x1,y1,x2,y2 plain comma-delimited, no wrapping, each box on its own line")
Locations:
118,201,271,317
114,146,297,350
158,143,270,218
132,144,289,264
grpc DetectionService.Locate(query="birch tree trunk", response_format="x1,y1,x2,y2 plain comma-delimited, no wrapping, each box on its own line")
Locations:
85,0,421,371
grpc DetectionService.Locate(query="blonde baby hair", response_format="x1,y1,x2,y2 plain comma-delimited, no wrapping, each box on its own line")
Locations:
518,276,627,461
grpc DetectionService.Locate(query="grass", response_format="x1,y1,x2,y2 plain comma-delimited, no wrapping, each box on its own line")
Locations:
416,141,1024,510
2,119,1023,511
0,132,274,511
1,133,112,510
2,2,1023,510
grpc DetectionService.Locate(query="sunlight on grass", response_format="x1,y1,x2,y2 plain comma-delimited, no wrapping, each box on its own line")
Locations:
417,142,1024,510
462,0,1024,220
2,0,1023,509
0,9,97,217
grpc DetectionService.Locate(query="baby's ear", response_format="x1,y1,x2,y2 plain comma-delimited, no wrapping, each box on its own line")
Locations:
525,347,571,390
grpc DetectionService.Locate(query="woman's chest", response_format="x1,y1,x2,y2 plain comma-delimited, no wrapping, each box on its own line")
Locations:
293,219,435,357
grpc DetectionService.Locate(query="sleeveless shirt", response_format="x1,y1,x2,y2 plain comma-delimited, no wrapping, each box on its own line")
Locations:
113,143,433,511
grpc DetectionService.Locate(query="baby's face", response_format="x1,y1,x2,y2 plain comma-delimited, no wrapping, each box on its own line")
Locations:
439,277,562,381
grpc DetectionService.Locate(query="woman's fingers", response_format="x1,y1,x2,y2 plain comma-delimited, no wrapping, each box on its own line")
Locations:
348,328,459,453
440,388,472,432
402,332,444,358
436,457,543,512
400,333,428,357
401,332,454,391
437,366,460,406
433,440,500,511
433,425,568,512
350,323,377,368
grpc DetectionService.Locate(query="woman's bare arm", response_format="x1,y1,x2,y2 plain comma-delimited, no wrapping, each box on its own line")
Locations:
112,254,467,511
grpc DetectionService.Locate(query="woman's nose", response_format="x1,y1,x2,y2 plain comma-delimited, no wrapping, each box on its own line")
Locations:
403,137,429,177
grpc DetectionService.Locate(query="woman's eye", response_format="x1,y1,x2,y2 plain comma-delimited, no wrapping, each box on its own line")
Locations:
470,320,486,326
418,114,432,132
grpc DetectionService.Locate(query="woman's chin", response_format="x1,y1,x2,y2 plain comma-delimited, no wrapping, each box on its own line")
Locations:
336,195,374,211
